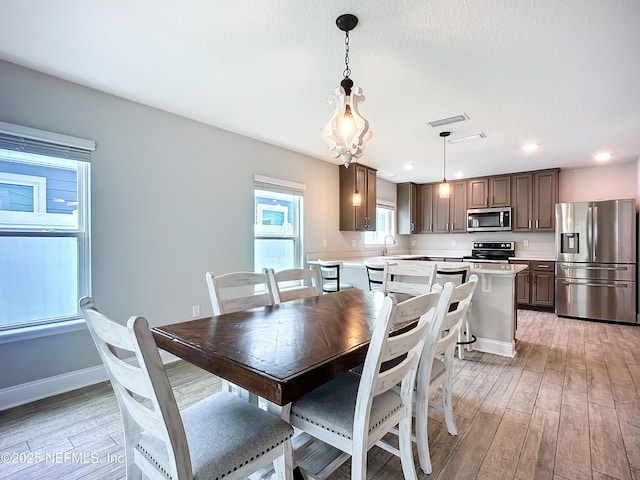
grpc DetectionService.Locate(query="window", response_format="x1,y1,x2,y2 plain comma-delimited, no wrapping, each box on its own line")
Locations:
364,202,396,245
254,175,305,273
0,122,94,332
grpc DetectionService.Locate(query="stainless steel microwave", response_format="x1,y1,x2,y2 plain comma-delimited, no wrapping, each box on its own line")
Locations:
467,207,512,232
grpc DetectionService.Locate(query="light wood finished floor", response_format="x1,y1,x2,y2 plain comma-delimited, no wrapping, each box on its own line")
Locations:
1,310,639,480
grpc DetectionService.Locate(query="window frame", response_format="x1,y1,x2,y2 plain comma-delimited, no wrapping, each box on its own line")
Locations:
0,123,93,341
363,201,396,246
253,175,305,273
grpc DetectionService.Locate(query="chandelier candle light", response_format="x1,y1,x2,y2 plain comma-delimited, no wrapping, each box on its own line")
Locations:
322,14,372,169
439,131,451,199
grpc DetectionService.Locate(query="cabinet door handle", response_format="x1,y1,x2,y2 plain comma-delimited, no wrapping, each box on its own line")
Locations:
486,197,489,206
536,265,551,269
528,220,532,229
446,222,449,231
410,222,414,232
535,219,539,229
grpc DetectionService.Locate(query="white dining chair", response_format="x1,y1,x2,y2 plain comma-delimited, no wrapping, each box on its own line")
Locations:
268,267,320,303
79,297,294,480
414,274,478,474
375,282,453,460
288,289,442,480
205,270,275,316
432,264,475,360
382,261,436,299
316,260,354,293
205,269,275,402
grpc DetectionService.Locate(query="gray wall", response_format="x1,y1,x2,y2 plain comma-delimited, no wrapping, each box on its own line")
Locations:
0,60,369,389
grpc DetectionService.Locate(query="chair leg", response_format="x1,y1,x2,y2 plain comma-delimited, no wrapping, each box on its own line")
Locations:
350,443,367,480
273,440,294,480
442,364,458,435
465,305,473,352
398,414,418,480
415,381,432,474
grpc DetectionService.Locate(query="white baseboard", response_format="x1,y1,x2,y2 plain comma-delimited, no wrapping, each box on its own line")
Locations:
0,364,109,411
473,336,516,358
0,350,182,411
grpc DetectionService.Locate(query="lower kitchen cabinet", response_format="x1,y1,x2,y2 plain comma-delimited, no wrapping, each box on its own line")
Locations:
510,260,555,309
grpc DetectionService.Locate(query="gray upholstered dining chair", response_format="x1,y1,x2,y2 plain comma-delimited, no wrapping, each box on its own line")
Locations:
287,289,442,480
414,274,478,474
382,260,436,298
267,267,320,303
80,297,294,480
205,269,276,401
205,270,275,316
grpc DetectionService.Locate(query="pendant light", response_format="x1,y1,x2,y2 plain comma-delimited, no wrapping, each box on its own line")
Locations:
439,131,451,199
321,14,372,168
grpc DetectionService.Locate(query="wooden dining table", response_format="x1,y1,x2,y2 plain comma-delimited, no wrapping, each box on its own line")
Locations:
151,289,388,406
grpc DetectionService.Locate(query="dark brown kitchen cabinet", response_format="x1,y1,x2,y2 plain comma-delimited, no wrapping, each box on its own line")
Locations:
467,175,511,208
339,163,377,231
397,182,420,234
510,260,555,309
420,184,433,233
433,180,467,233
512,169,559,232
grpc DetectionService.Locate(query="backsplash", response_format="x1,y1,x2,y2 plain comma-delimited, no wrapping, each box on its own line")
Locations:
409,232,555,259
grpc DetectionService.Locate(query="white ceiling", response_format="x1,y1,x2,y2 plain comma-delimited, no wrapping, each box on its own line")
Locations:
1,1,640,183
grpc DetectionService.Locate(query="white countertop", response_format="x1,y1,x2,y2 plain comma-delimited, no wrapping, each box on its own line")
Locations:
310,257,528,276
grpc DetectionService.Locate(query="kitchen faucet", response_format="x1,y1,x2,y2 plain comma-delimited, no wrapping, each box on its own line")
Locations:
383,234,397,256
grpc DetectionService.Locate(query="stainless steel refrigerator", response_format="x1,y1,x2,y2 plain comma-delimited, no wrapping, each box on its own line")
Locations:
555,199,637,324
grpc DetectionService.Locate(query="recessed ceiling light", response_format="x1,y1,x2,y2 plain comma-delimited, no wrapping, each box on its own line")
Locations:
522,143,539,152
595,152,612,162
427,113,468,128
388,173,397,178
403,163,414,171
454,172,465,179
449,133,486,144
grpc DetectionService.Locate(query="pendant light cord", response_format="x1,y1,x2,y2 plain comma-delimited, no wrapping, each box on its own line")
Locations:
442,134,446,182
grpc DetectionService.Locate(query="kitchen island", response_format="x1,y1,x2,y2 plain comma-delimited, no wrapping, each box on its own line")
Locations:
309,257,528,358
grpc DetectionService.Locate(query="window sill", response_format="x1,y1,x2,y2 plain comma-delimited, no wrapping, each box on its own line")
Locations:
0,318,87,344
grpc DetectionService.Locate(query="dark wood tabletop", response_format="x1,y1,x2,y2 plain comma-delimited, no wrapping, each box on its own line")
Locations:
151,289,386,406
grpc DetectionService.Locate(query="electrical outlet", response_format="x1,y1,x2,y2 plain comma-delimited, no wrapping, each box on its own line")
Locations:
411,240,416,247
322,239,327,247
524,240,529,247
192,305,200,318
352,239,357,248
451,239,457,247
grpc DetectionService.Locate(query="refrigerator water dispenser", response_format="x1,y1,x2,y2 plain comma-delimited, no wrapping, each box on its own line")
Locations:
560,233,579,254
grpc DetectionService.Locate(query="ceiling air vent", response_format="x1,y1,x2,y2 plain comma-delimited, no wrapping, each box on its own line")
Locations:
427,113,468,128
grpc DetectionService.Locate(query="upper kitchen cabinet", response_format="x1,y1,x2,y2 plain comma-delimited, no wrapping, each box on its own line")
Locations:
397,182,420,234
433,180,467,233
339,163,377,231
419,184,433,233
512,169,559,232
467,175,511,209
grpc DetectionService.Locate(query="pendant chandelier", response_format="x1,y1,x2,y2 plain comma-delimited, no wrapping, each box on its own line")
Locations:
439,131,451,199
321,14,372,168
